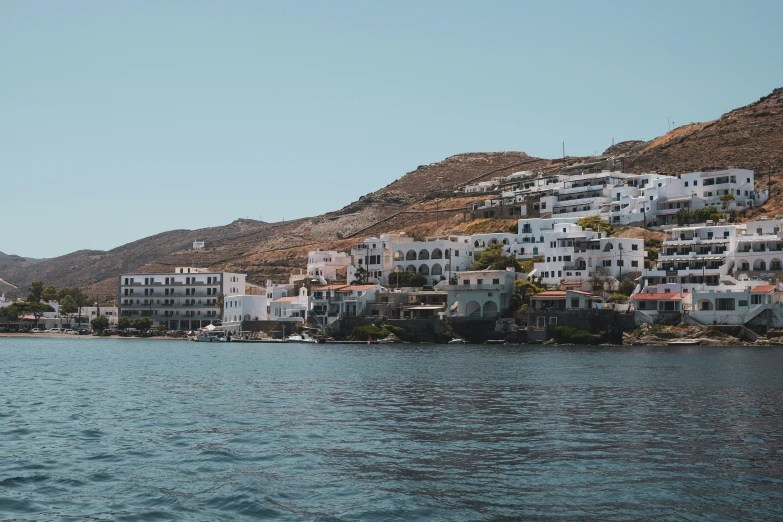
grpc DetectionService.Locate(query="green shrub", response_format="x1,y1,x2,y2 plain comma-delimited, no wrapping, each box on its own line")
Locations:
607,293,629,303
348,324,389,341
549,326,595,344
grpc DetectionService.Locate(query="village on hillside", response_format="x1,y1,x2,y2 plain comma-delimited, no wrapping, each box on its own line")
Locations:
3,166,782,345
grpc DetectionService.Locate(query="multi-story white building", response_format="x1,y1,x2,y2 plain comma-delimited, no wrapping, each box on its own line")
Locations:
350,233,413,284
118,267,246,330
390,237,474,285
531,222,645,286
307,250,353,282
438,268,517,319
640,218,783,295
309,284,384,325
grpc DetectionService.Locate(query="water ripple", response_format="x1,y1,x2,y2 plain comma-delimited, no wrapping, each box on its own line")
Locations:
0,338,782,520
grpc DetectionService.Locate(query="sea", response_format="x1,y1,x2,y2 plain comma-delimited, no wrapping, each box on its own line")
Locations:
1,337,782,520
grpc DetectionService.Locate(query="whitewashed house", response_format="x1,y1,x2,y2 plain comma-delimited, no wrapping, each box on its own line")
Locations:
307,250,353,282
391,237,474,286
438,268,517,319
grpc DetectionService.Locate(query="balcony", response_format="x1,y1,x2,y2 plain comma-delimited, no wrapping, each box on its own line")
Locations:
440,284,504,291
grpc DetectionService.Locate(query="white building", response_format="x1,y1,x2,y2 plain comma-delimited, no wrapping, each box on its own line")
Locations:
438,268,517,319
78,306,119,326
118,267,246,330
222,295,268,332
307,250,353,282
309,284,384,324
531,222,644,286
390,237,474,286
270,287,309,323
350,233,413,284
685,284,781,326
193,240,205,249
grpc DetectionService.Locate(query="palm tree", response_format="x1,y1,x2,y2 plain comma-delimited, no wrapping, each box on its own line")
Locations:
216,293,225,317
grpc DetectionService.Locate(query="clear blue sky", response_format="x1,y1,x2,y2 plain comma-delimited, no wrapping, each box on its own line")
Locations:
2,1,782,259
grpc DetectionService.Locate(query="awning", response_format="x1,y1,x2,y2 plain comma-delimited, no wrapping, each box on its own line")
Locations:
408,306,445,310
450,301,459,311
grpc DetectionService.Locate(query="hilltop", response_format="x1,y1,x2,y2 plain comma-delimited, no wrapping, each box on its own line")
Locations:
1,88,782,302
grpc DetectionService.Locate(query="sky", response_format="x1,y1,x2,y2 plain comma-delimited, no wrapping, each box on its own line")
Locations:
2,1,782,259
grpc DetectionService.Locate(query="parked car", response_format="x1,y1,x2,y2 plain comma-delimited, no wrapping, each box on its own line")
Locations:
64,329,78,334
77,329,91,335
31,328,45,333
47,328,64,333
0,327,8,333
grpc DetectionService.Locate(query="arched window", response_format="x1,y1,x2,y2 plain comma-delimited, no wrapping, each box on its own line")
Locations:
418,265,430,275
431,248,443,259
406,250,417,261
418,249,430,260
431,263,443,276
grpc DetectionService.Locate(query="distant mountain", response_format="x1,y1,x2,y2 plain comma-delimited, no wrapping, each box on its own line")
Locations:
2,88,781,301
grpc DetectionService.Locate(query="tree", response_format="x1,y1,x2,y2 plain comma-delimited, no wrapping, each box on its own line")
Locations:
720,193,735,211
607,293,629,304
512,279,545,311
27,280,44,302
471,243,522,271
91,316,109,334
589,267,612,296
0,302,25,323
216,293,226,316
387,272,427,287
42,285,57,302
57,288,93,328
352,266,370,285
117,316,131,330
24,302,55,329
618,278,636,296
132,317,151,332
577,216,613,236
675,208,690,227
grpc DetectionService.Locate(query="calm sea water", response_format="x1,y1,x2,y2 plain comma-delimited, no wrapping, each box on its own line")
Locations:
1,338,782,521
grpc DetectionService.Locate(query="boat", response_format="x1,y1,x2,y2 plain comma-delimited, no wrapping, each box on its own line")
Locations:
285,332,319,343
448,338,467,344
668,339,702,346
192,330,228,342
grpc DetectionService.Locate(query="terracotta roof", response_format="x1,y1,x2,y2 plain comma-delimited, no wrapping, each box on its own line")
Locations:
630,292,682,301
750,285,777,293
272,297,299,303
568,290,604,298
336,285,379,292
311,285,348,291
561,280,582,285
531,291,566,299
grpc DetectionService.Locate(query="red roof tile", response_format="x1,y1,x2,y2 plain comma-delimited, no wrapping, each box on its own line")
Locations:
531,291,566,299
750,285,777,293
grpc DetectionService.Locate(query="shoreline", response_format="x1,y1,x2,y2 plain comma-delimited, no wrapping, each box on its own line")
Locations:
0,333,780,347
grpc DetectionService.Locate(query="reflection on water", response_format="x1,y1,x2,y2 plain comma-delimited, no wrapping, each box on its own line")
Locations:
1,338,782,520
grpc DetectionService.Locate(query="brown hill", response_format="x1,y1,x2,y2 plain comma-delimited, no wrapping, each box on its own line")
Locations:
624,88,783,176
3,88,782,302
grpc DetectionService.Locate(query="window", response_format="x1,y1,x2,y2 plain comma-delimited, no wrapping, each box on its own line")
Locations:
716,298,735,311
571,298,579,308
684,181,689,187
739,300,748,307
631,261,639,267
492,278,500,284
463,280,469,285
477,279,483,285
549,317,557,325
632,244,638,251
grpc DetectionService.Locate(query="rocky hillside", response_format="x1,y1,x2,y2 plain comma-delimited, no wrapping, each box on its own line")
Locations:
2,88,782,302
624,88,783,176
